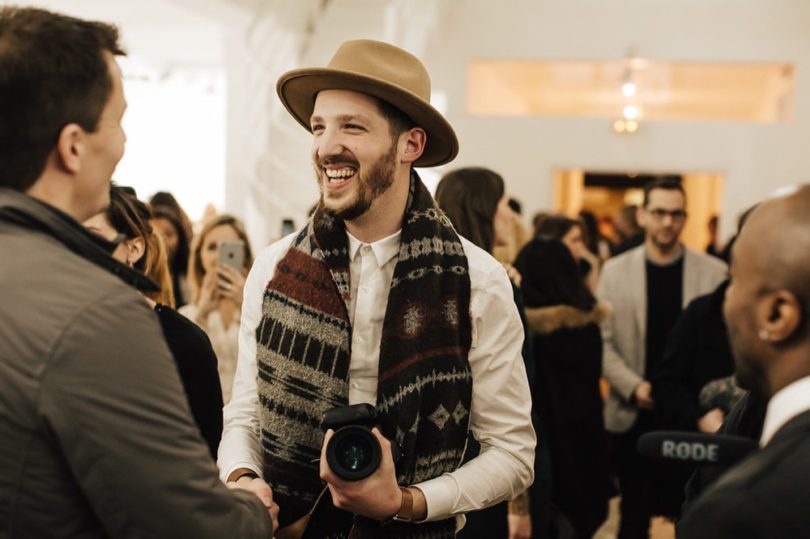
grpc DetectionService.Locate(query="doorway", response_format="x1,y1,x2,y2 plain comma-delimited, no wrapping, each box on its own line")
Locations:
553,169,725,252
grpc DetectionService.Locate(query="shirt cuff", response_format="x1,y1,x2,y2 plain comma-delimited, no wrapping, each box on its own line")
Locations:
412,473,458,522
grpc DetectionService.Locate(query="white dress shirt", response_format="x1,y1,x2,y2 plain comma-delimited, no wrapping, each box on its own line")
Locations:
218,230,536,522
760,375,810,446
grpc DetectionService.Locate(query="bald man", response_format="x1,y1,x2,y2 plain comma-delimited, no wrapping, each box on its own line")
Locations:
678,185,810,538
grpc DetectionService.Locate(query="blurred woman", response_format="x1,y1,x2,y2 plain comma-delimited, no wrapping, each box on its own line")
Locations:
514,238,611,539
537,214,601,291
84,185,223,460
151,206,191,307
180,214,254,404
435,167,541,539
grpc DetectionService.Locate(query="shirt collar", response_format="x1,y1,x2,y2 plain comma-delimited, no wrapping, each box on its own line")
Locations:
760,375,810,446
346,229,402,267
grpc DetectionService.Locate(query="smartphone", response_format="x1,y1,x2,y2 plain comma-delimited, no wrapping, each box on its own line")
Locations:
281,218,295,237
218,240,245,271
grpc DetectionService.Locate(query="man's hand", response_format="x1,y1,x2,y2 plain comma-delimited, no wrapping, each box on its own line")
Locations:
319,428,401,521
507,514,532,539
227,476,280,532
697,407,725,433
634,381,655,409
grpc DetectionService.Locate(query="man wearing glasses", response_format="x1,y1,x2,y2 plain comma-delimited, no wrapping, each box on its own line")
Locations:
597,178,727,538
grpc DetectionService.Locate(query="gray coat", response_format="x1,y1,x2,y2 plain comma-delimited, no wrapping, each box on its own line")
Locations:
596,244,727,433
0,190,272,538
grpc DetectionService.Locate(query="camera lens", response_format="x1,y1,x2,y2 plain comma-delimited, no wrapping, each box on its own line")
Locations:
335,435,373,471
326,425,381,481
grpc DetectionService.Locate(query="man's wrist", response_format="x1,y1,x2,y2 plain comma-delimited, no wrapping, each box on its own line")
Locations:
384,486,427,524
227,467,259,484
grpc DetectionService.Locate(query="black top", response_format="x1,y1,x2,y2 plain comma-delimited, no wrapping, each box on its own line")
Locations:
154,304,223,460
651,281,736,430
645,256,684,377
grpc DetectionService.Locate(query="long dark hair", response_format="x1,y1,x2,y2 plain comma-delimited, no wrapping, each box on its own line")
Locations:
536,214,581,242
106,185,174,307
435,167,505,253
515,238,596,311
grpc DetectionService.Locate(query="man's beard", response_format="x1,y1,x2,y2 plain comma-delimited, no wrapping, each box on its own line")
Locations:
651,229,680,252
316,141,397,222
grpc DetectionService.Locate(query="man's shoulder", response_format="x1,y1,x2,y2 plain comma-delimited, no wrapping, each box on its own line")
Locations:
685,246,727,273
250,232,298,274
1,225,142,307
458,236,508,289
0,227,157,369
709,430,810,498
601,245,643,278
683,438,810,536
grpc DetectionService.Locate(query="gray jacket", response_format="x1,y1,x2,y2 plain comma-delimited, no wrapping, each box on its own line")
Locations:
596,244,727,433
0,189,272,538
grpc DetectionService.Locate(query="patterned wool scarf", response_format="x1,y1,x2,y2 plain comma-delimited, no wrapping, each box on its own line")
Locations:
256,174,472,537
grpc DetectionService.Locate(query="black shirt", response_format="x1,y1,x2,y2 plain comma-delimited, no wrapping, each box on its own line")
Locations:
155,304,224,460
645,256,684,378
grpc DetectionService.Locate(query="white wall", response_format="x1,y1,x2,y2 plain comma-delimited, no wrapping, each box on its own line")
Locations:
421,0,810,238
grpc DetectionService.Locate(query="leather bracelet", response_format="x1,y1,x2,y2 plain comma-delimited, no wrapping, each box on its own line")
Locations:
233,471,259,483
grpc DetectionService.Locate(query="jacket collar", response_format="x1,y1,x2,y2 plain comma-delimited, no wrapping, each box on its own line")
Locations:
0,188,158,293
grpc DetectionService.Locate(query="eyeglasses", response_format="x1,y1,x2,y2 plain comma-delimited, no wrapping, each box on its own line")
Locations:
648,208,687,221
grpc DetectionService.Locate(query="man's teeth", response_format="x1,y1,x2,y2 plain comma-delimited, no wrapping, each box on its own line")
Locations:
326,168,354,180
325,168,355,182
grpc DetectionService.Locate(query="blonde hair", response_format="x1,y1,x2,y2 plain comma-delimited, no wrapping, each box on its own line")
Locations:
144,230,175,307
188,214,254,301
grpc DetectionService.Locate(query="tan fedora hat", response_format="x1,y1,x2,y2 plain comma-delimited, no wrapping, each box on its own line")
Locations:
276,39,458,168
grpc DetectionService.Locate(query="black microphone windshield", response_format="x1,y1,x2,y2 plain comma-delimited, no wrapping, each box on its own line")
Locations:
637,431,759,465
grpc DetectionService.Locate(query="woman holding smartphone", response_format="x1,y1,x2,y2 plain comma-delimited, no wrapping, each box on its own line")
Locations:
181,214,254,404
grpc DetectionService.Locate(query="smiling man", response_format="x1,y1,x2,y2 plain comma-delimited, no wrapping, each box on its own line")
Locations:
596,178,727,537
218,40,535,538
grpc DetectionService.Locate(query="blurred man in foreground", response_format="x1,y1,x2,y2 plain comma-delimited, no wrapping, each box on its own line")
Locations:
679,185,810,537
0,7,275,536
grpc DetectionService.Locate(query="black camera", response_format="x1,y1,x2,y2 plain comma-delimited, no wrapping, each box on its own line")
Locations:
322,403,401,481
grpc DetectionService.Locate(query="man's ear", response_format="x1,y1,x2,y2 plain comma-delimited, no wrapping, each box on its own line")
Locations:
125,237,146,266
400,127,426,165
55,123,85,174
758,290,802,343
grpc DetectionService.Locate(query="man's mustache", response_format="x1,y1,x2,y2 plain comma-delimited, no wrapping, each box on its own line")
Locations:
317,155,359,168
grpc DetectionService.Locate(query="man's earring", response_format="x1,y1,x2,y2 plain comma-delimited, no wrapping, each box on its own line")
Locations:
758,329,770,341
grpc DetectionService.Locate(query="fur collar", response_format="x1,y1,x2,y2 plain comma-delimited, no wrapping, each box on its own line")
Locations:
525,302,611,335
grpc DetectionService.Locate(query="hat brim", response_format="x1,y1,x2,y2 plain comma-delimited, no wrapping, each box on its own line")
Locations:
276,68,458,168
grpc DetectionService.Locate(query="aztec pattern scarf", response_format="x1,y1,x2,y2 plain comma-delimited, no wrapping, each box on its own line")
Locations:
256,174,472,537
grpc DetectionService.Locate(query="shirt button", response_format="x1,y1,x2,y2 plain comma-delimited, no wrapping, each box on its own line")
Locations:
362,245,371,254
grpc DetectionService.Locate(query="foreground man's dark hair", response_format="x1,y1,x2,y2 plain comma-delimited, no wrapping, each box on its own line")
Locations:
0,7,125,191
